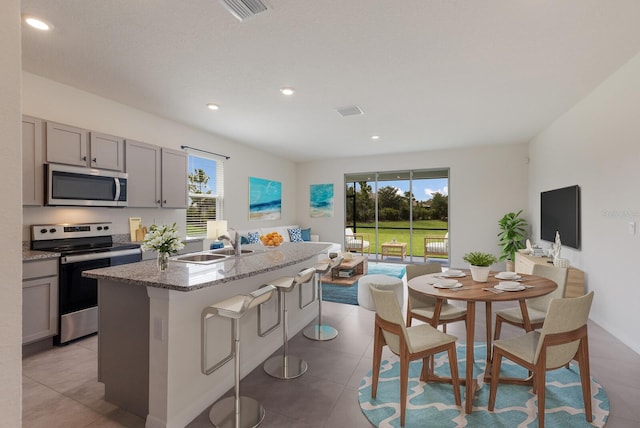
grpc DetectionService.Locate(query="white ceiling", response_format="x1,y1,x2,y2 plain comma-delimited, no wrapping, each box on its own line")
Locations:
20,0,640,162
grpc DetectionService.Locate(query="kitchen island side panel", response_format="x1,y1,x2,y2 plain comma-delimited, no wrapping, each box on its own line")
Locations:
98,279,150,417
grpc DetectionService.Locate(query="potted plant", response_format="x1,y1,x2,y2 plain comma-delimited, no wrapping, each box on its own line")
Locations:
463,251,498,282
497,210,528,271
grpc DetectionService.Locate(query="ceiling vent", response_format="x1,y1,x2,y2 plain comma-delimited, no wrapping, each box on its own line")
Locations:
336,105,364,117
219,0,269,21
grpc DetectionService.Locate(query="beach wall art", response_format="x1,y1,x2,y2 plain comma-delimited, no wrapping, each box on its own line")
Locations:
249,176,282,220
310,183,334,218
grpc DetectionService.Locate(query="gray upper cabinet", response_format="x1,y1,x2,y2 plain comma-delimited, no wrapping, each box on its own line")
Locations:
46,121,124,171
46,121,89,167
125,142,188,208
22,115,45,206
161,148,188,208
89,132,124,171
125,139,162,207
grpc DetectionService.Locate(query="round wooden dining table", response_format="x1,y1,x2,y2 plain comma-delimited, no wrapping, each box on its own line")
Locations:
408,269,557,413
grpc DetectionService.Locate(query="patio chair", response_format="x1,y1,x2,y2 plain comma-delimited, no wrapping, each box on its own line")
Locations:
344,228,370,255
424,232,448,261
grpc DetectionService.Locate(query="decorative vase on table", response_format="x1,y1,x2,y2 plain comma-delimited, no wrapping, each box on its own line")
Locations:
157,252,169,272
140,222,185,273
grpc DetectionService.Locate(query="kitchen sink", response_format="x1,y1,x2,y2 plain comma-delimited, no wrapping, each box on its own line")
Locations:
172,253,228,264
210,248,255,256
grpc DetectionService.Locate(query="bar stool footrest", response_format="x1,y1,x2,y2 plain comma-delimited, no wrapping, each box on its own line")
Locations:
209,396,265,428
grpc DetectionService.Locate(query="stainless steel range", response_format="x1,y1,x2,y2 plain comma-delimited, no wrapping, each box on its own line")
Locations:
31,222,142,344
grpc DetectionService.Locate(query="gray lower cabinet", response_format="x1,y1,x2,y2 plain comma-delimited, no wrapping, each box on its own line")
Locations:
22,259,58,344
22,115,45,206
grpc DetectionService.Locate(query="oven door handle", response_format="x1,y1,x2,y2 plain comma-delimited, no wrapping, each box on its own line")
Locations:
60,248,142,264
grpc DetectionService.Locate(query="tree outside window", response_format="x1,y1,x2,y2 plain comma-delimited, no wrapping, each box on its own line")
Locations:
187,156,222,237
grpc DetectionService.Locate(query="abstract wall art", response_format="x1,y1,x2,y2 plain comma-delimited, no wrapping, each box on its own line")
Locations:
249,177,282,220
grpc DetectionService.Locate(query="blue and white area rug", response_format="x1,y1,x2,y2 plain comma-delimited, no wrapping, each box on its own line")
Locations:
322,262,406,306
358,343,609,428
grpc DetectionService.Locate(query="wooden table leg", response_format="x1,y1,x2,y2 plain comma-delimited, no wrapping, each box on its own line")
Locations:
465,301,476,413
485,301,492,364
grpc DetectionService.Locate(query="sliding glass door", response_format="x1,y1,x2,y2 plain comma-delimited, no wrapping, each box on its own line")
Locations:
345,168,449,262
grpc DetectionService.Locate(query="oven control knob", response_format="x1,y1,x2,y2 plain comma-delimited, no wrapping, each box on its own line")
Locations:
104,226,109,230
97,226,102,230
40,228,47,234
49,228,56,233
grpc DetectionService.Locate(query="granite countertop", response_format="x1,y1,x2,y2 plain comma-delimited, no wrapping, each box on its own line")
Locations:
83,242,331,292
23,249,61,261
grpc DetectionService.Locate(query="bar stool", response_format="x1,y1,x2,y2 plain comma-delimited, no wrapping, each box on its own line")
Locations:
303,255,344,341
201,285,276,428
262,267,316,379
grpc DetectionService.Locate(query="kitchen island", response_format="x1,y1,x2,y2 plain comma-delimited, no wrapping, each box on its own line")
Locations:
83,242,331,428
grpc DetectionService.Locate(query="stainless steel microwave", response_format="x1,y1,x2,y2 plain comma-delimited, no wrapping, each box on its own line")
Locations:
45,164,128,207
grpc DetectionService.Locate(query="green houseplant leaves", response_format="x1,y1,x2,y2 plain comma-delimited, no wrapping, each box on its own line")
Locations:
497,210,528,262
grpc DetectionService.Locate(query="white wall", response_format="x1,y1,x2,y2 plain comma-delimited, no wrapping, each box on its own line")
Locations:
21,73,298,240
529,51,640,354
0,0,23,425
296,143,530,268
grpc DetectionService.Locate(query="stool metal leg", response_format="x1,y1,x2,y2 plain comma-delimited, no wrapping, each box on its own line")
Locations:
263,290,308,379
209,318,265,428
303,272,338,341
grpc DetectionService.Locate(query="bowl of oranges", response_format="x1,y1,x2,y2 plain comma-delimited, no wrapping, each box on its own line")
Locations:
260,232,284,247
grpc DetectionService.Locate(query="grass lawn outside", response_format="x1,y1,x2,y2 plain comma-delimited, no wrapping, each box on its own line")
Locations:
353,220,448,259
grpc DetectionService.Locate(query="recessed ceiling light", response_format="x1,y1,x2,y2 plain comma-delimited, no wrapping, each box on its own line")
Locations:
23,15,52,31
280,87,295,96
206,103,220,111
371,135,380,140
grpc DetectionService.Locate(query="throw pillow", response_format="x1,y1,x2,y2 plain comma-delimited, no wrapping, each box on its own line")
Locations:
288,227,304,242
300,228,311,241
247,232,260,244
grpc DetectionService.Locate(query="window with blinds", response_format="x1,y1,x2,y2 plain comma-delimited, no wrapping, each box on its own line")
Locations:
186,154,224,237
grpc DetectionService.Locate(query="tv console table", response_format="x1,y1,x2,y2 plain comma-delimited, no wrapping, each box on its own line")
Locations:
515,252,585,298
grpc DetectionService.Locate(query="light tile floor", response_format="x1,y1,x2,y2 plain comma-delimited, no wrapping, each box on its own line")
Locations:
23,300,640,427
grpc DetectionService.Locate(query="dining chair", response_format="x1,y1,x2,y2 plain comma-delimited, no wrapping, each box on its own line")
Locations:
488,291,594,428
369,285,461,426
493,263,568,340
405,263,467,331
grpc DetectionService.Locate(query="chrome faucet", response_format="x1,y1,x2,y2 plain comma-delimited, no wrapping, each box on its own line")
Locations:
218,229,242,256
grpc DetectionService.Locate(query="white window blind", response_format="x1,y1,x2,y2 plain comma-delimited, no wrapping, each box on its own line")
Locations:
186,154,224,237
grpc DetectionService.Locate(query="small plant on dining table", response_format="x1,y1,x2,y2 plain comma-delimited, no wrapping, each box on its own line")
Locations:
463,251,497,267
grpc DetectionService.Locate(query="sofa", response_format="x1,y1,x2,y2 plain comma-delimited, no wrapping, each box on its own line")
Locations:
234,225,342,255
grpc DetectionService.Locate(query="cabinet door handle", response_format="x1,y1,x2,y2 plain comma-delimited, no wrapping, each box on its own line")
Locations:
157,200,161,204
82,156,87,161
92,158,97,163
163,200,167,204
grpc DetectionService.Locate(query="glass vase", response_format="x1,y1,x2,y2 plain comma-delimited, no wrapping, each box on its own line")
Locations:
157,252,169,272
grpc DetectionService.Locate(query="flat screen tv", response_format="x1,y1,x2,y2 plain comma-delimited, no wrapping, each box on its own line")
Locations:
540,185,581,249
